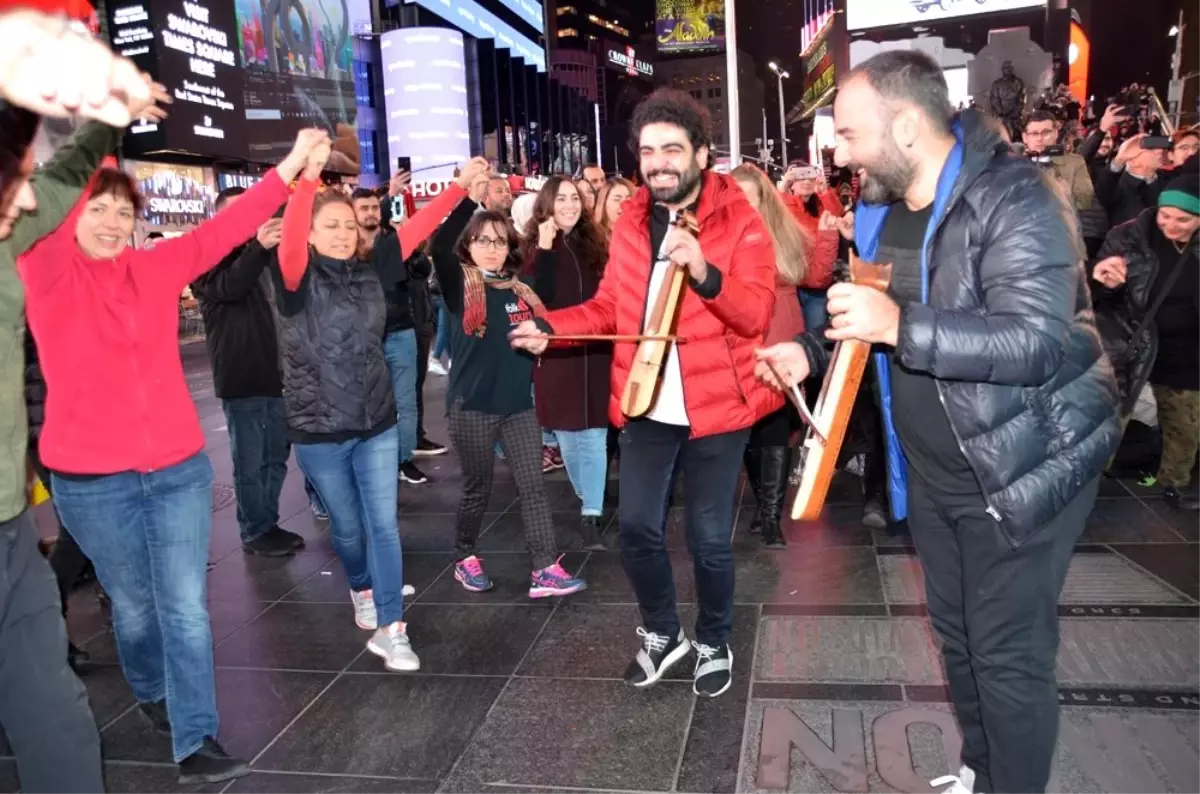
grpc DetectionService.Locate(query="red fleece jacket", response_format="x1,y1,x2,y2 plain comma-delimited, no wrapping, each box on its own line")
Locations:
19,171,290,475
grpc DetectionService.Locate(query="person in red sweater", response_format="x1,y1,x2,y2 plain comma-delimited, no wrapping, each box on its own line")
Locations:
510,89,778,699
18,128,325,786
730,163,818,549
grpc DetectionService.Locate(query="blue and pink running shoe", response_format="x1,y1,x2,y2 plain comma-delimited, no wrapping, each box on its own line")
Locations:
530,556,587,599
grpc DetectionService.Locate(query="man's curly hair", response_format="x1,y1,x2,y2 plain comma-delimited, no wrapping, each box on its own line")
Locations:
628,88,713,154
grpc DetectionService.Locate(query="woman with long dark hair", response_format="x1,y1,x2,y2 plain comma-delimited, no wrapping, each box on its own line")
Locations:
19,128,321,786
275,144,475,672
523,176,613,548
431,179,588,596
594,177,636,241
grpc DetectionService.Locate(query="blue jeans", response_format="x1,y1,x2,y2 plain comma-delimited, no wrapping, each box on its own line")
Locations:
555,427,608,516
798,287,828,334
305,476,326,514
295,427,405,626
52,453,217,763
432,295,450,360
617,421,748,646
383,328,420,464
222,396,289,542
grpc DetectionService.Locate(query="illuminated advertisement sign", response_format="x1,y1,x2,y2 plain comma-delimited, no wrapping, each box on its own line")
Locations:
846,0,1046,32
495,0,543,33
606,45,653,78
106,0,370,169
403,0,546,71
655,0,725,54
1067,21,1090,106
124,160,217,227
381,28,470,186
803,38,835,108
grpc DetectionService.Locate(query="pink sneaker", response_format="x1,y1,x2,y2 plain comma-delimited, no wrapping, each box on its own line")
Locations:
455,555,494,592
530,557,587,598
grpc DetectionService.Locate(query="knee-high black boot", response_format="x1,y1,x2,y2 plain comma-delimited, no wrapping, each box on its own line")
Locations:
758,446,790,549
743,445,763,533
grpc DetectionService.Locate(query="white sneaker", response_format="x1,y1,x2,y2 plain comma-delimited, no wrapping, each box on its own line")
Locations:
428,357,448,376
350,589,376,630
931,765,976,794
367,622,421,671
403,584,415,596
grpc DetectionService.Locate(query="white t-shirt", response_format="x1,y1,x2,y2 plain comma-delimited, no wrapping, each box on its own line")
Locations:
642,211,690,426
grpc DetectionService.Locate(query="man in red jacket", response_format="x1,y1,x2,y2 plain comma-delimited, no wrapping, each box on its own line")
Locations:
511,89,779,698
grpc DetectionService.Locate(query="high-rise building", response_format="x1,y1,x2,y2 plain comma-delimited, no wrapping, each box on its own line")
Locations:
654,51,766,169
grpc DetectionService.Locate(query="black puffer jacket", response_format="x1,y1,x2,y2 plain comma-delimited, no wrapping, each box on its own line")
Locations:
23,329,46,444
843,108,1121,544
1091,210,1200,411
270,254,396,442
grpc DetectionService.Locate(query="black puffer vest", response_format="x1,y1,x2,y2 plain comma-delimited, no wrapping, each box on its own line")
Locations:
276,255,396,440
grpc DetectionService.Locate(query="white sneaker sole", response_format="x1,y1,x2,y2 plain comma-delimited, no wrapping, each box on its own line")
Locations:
355,616,377,631
529,582,587,599
366,638,421,672
633,638,692,688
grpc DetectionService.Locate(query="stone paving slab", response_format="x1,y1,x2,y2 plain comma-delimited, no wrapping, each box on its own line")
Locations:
879,554,1193,606
739,700,1200,793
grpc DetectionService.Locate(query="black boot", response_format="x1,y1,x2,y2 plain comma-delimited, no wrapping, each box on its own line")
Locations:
177,738,249,785
758,447,790,549
580,516,606,551
1164,488,1200,511
743,446,764,533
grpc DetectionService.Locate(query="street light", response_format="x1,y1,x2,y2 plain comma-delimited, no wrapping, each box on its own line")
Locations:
768,61,791,168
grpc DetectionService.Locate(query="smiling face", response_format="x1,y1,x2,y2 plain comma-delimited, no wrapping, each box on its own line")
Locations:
604,183,631,221
309,199,359,259
638,121,707,207
75,191,137,259
1173,133,1199,167
833,75,915,205
1157,205,1199,243
553,180,583,231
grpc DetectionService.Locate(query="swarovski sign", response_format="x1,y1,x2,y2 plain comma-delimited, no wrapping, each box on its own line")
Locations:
846,0,1046,31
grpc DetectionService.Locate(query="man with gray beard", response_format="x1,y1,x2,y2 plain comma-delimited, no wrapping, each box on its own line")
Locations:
756,51,1120,793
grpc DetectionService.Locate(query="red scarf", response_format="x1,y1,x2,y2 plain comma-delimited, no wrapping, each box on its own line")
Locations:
461,267,544,337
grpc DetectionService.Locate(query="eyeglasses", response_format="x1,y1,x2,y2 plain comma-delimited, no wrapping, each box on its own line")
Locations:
471,236,508,250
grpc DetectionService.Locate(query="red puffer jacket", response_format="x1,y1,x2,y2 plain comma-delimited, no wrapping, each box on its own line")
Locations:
542,172,782,439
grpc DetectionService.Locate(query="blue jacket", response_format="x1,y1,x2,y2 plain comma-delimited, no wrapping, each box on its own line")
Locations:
849,109,1120,545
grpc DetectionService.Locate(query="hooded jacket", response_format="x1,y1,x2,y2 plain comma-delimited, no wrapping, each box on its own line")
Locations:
539,171,782,439
847,109,1120,544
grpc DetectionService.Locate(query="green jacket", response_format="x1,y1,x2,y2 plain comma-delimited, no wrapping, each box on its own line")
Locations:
0,121,120,522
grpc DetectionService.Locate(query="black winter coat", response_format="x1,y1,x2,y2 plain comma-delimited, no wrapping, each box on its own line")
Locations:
191,242,283,400
814,108,1121,544
1091,210,1200,412
23,330,46,444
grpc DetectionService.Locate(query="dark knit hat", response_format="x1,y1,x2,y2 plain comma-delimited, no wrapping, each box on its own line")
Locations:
1159,168,1199,216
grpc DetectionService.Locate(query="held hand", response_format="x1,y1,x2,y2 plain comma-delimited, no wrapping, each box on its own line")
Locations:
817,210,839,232
256,218,283,249
836,210,855,241
1099,103,1129,134
456,156,491,191
128,75,172,124
537,218,557,251
508,320,549,355
754,344,811,390
665,227,708,283
388,169,411,197
278,128,330,182
825,282,900,346
303,139,332,180
1092,255,1128,288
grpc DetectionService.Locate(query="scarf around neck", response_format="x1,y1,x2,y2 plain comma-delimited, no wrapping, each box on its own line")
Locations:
461,266,545,337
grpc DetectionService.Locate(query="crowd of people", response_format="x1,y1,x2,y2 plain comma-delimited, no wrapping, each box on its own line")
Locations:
0,4,1196,794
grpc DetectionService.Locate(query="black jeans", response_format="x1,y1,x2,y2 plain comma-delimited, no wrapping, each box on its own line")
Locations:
618,420,748,647
222,396,290,542
416,331,432,440
0,511,102,792
908,474,1099,794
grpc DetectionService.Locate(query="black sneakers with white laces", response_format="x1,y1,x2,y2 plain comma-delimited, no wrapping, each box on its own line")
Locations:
692,642,733,698
624,627,691,687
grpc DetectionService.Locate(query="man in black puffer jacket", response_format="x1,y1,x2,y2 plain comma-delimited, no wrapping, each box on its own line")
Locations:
192,189,304,557
759,51,1120,794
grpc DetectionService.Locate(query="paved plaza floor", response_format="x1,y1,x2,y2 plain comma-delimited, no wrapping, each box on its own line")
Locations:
5,344,1197,793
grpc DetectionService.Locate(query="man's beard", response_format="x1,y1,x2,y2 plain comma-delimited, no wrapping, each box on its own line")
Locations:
853,136,915,205
361,220,380,232
643,158,703,205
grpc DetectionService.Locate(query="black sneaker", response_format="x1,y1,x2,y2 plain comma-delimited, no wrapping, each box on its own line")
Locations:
177,737,250,785
241,528,297,557
861,498,888,529
580,516,606,551
67,642,90,675
271,526,306,550
413,437,448,457
399,461,429,484
138,699,171,737
692,642,733,698
1164,488,1200,511
624,628,690,688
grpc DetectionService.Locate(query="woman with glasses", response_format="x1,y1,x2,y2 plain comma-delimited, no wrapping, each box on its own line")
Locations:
431,174,587,597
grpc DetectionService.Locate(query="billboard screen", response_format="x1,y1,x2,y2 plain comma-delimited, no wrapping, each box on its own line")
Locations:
655,0,725,54
381,28,471,187
107,0,371,170
403,0,546,71
845,0,1045,32
124,160,217,227
495,0,543,34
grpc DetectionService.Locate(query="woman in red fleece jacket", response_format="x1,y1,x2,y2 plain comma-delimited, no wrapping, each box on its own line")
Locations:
17,128,323,786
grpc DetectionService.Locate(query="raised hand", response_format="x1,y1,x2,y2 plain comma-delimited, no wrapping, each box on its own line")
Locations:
277,128,330,183
256,218,283,250
456,157,491,192
303,139,332,180
537,218,557,251
388,169,411,197
130,76,172,124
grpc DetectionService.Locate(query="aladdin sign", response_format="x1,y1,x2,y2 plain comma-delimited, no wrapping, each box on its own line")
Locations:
606,46,653,78
846,0,1045,31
